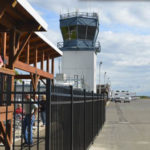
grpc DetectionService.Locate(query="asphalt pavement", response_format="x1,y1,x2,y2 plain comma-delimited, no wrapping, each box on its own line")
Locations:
89,99,150,150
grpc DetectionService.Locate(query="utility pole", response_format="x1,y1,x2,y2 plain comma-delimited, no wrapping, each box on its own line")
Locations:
99,61,102,94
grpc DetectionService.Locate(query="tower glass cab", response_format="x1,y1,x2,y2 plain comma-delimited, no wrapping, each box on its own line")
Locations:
58,12,100,53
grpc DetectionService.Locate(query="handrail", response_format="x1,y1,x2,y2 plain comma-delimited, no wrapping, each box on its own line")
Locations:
60,12,98,20
57,41,101,51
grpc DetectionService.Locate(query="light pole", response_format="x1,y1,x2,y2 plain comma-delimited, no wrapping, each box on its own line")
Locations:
104,72,107,86
99,61,102,94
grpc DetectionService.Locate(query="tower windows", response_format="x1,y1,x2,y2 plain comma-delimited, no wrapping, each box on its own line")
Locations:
61,25,96,40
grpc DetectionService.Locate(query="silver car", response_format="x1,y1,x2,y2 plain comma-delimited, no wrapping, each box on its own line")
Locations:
124,97,131,103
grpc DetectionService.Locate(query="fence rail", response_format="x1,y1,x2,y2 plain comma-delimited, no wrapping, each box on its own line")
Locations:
0,75,106,150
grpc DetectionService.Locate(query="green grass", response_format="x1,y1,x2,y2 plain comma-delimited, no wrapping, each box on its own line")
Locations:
140,96,150,99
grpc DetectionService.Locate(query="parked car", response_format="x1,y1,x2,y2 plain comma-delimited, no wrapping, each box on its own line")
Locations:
120,97,125,102
115,97,121,103
124,97,131,103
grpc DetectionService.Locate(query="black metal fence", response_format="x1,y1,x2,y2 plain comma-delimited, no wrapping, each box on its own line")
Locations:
0,76,106,150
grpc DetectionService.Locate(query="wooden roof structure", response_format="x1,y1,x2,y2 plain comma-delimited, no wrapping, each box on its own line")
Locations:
0,31,62,80
0,1,62,149
0,0,63,81
0,0,48,31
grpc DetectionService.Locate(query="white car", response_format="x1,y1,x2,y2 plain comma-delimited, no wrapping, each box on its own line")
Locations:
124,97,131,103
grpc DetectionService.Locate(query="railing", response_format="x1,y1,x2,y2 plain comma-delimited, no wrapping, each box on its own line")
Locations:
0,79,106,150
57,41,101,52
60,12,98,20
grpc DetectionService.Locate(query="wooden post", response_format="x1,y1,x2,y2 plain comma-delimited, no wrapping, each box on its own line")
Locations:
1,32,7,66
34,48,38,68
46,54,49,73
26,41,30,64
51,58,54,85
8,29,16,147
9,30,16,68
41,51,44,70
51,58,54,75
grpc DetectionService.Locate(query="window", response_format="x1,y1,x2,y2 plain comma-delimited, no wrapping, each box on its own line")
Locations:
78,25,86,39
69,26,77,40
86,26,96,40
61,27,69,40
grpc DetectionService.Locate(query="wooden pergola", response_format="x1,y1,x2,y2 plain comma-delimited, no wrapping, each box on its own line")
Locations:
0,0,62,149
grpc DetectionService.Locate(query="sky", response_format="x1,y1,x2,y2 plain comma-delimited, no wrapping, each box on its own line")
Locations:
28,0,150,96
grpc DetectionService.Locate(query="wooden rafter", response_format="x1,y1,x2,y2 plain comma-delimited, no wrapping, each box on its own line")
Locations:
0,0,11,19
11,33,31,64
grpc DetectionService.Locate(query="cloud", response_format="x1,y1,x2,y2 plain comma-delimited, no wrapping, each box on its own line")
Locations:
28,0,150,95
99,31,150,67
28,0,150,29
96,30,150,94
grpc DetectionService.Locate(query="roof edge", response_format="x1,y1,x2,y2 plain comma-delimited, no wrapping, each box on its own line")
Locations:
35,32,63,56
17,0,48,31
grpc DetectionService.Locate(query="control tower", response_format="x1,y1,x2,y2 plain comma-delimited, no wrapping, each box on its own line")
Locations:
58,12,101,92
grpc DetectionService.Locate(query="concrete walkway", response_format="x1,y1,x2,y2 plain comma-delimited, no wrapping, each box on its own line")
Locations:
89,99,150,150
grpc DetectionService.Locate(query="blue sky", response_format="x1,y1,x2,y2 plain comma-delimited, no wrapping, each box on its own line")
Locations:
28,0,150,96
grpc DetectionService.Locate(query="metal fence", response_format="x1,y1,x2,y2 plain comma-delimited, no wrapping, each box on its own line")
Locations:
0,75,106,150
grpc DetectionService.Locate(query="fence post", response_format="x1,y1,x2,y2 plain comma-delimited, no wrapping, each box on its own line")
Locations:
83,89,86,150
70,86,73,150
45,79,51,150
92,91,94,143
97,93,99,135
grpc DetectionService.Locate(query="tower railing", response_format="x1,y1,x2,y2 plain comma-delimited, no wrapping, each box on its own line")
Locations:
57,41,101,52
60,12,98,20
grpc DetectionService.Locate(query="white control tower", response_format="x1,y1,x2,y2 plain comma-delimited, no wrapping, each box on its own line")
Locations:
58,12,101,92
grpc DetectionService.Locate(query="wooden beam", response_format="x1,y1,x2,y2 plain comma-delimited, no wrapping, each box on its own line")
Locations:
11,33,31,64
0,106,14,113
18,23,42,32
41,51,44,70
0,68,15,75
0,0,11,19
0,13,16,29
5,56,54,79
15,75,47,79
14,60,54,79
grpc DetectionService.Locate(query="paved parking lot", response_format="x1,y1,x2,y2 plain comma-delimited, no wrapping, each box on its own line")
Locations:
89,99,150,150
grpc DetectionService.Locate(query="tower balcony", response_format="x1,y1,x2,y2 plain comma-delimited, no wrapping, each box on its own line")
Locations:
57,40,101,53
